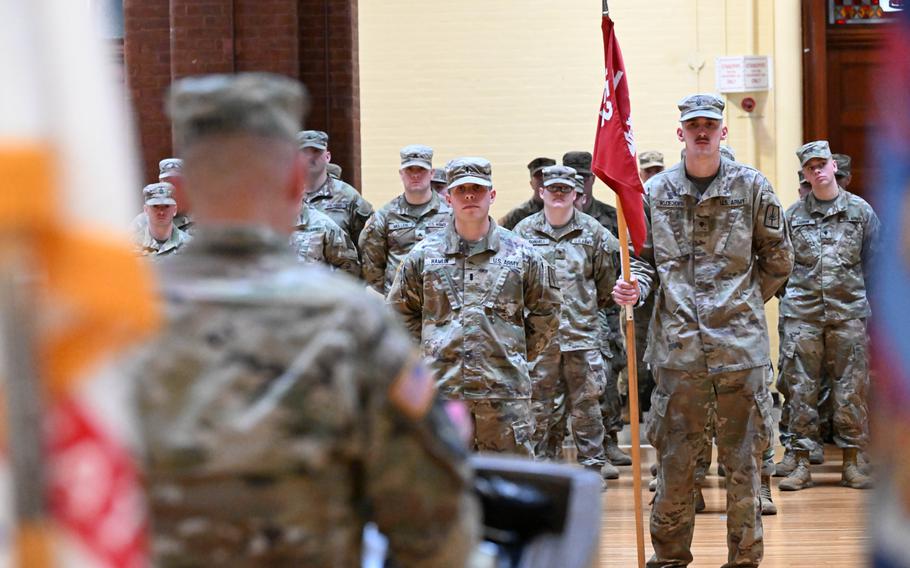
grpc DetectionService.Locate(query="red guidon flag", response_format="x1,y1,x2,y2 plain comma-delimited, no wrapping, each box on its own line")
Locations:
591,14,647,254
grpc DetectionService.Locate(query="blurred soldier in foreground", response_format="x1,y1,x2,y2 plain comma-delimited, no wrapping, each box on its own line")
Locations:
431,167,449,198
514,165,625,487
638,150,665,184
498,156,555,230
566,150,631,474
388,157,561,455
614,93,792,567
359,144,452,295
289,202,360,277
775,141,878,492
298,129,373,250
133,72,479,566
132,182,191,258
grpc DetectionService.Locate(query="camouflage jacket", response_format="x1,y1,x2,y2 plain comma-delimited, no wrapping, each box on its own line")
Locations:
779,189,879,322
134,226,478,567
134,224,191,258
303,176,373,248
131,212,194,238
513,210,621,351
583,198,624,355
498,196,543,230
387,219,562,400
632,158,794,374
583,197,620,237
359,191,452,295
290,204,361,278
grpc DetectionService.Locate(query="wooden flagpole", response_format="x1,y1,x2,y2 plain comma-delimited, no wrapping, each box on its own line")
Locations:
615,199,646,568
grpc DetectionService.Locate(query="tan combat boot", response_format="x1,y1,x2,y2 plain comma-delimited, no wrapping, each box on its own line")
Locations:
601,460,620,480
779,450,813,491
841,448,873,489
760,474,777,515
586,465,608,492
809,443,825,465
605,432,632,466
773,450,796,477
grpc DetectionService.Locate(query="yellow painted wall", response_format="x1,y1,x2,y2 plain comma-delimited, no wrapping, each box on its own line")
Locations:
359,0,805,365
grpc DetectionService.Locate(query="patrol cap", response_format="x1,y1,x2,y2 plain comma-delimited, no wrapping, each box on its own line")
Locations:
796,140,833,167
143,182,177,206
298,130,328,151
720,145,736,161
527,157,556,175
562,151,592,176
678,93,725,122
400,144,433,170
573,174,585,194
327,163,342,179
158,158,183,178
638,150,664,169
431,167,447,184
833,153,852,178
541,165,578,189
445,157,492,189
167,73,306,149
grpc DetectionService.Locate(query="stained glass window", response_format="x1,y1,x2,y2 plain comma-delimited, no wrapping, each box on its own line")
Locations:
829,0,903,25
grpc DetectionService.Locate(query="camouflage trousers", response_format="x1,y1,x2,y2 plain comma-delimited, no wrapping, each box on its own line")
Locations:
467,399,535,457
695,363,776,482
778,317,870,452
647,366,769,568
600,338,624,437
631,296,656,413
531,349,607,467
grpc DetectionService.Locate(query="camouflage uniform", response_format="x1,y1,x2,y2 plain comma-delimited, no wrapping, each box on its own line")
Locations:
513,201,622,468
388,218,562,456
303,175,373,250
133,183,192,258
582,198,629,432
632,94,793,568
498,197,543,231
135,72,479,567
778,185,879,454
359,145,452,295
136,227,479,567
497,156,554,230
290,204,361,277
360,192,451,295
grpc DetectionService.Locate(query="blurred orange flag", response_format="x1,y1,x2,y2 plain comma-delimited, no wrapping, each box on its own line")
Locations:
0,2,159,566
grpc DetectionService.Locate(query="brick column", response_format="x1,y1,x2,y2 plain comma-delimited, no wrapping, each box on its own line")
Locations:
299,0,361,191
235,0,299,76
169,0,236,78
124,0,173,184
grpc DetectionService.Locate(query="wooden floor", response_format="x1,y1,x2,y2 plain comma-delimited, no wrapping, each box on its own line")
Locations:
596,445,869,567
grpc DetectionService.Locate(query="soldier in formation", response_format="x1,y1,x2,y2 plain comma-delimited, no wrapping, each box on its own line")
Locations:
290,202,361,277
130,158,194,241
431,166,449,198
132,182,191,258
513,165,630,488
498,156,554,230
613,93,792,568
133,72,480,566
388,157,562,455
564,150,631,473
359,144,452,295
774,141,878,492
298,129,373,250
